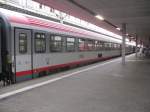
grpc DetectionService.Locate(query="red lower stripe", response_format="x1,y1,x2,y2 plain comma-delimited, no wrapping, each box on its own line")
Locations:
16,56,119,77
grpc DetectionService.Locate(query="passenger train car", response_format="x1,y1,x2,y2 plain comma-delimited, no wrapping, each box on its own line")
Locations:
0,8,135,84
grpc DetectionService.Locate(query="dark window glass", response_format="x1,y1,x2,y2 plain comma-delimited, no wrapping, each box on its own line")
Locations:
95,41,99,50
86,40,94,51
19,33,27,53
50,35,62,52
66,37,75,52
114,43,117,49
35,33,46,53
96,41,104,50
78,38,85,51
117,44,121,49
100,41,104,50
104,42,108,50
109,43,112,50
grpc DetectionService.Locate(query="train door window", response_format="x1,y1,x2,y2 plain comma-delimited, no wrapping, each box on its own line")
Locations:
35,33,46,53
50,35,62,52
66,37,75,52
19,33,27,53
78,38,85,51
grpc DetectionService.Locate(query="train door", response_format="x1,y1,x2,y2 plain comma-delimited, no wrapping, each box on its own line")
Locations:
0,20,2,83
0,22,2,74
15,28,33,82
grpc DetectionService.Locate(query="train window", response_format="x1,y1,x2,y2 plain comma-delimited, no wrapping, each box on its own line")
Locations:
104,42,108,50
78,38,85,51
50,35,62,52
35,33,46,53
86,40,94,51
95,41,99,50
117,44,120,49
109,43,111,48
100,41,104,50
66,37,75,52
97,41,102,51
114,44,117,50
19,33,27,53
111,43,114,50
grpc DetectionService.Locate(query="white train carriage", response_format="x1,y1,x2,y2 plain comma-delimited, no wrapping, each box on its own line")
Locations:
0,8,135,83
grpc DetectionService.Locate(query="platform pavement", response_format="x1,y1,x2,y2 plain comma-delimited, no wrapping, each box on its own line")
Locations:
0,54,150,112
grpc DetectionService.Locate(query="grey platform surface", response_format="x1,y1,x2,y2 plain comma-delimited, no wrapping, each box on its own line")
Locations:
0,54,150,112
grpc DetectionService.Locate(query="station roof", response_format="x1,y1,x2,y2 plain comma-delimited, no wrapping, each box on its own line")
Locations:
34,0,150,45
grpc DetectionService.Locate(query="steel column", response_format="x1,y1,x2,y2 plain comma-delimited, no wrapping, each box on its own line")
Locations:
122,23,126,65
135,35,138,58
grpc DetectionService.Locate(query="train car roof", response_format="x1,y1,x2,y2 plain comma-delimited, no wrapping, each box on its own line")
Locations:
0,8,122,43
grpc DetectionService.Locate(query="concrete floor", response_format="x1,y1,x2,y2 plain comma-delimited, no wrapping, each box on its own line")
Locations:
0,54,150,112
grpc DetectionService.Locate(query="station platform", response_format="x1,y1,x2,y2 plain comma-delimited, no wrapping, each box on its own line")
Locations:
0,54,150,112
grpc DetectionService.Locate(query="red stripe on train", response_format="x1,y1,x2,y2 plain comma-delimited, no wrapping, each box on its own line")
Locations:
16,56,119,77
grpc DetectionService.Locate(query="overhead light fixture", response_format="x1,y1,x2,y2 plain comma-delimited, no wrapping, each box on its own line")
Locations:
116,27,121,31
95,15,104,20
126,33,129,36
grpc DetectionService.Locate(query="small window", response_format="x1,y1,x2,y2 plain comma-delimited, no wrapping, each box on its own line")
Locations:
66,37,75,52
78,38,85,51
50,35,62,52
86,40,94,51
104,42,108,50
50,8,55,13
110,43,113,50
114,44,117,49
95,41,99,50
39,4,42,9
19,33,27,53
117,44,120,49
100,41,104,50
109,43,112,48
118,44,120,49
96,41,103,50
35,33,46,53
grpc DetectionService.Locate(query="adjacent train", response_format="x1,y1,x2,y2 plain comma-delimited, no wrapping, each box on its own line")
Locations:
0,8,135,84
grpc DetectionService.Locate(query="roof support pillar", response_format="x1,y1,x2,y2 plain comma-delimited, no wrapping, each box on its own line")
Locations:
122,23,126,65
135,34,138,58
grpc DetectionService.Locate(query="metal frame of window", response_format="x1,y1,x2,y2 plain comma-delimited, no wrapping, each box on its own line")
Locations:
50,35,62,52
66,37,75,52
78,38,85,51
19,33,27,53
34,33,46,53
86,40,95,51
